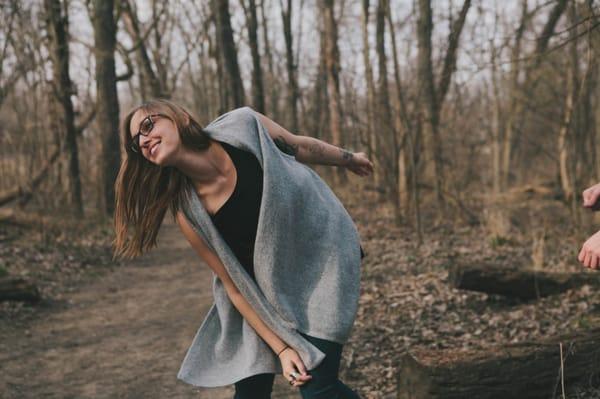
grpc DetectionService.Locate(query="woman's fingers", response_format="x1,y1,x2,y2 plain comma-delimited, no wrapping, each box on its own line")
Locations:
584,251,592,268
293,373,312,383
287,371,312,387
287,356,312,387
293,358,308,376
583,185,600,207
279,348,313,388
591,254,599,269
578,246,586,262
350,161,373,177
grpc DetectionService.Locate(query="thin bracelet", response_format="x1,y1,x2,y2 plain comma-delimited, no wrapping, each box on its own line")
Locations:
276,345,290,357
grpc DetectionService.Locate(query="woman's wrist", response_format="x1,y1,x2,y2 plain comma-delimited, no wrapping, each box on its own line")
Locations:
339,148,354,166
276,344,290,357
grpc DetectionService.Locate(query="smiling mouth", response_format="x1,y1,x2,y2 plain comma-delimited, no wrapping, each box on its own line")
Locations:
150,142,160,156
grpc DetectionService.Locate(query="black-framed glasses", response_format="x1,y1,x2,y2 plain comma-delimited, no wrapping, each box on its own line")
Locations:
130,113,167,153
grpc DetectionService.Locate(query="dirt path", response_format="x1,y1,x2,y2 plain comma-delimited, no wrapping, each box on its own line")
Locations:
0,219,299,399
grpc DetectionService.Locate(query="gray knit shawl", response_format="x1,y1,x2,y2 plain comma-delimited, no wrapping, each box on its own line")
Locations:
176,106,363,388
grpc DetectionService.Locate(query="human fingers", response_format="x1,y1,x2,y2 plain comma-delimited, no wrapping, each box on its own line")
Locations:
356,167,369,176
286,371,312,387
583,186,600,207
591,254,599,270
290,356,312,386
584,251,592,268
361,156,374,171
354,166,370,177
578,246,587,263
282,359,311,387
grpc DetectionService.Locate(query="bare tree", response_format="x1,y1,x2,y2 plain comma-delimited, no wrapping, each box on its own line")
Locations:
321,0,346,184
0,2,37,108
558,1,596,223
213,0,245,109
386,2,422,237
241,0,265,113
360,0,376,163
121,0,166,99
416,0,471,212
43,0,84,216
501,0,568,190
375,0,397,206
280,0,300,132
259,0,281,118
91,0,121,215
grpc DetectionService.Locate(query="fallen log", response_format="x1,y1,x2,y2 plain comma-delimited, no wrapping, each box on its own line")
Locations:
0,276,41,303
397,328,600,399
449,262,599,301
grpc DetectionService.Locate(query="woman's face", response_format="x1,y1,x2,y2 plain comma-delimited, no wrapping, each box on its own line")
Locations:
129,109,181,166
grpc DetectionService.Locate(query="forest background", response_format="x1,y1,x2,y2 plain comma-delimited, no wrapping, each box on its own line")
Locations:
1,0,600,398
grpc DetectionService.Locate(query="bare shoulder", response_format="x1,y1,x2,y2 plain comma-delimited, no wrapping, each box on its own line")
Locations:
175,211,240,296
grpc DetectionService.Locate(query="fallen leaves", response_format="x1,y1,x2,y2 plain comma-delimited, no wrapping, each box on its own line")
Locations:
336,187,600,398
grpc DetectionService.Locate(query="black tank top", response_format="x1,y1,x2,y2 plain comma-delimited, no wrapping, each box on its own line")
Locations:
209,140,366,283
209,140,263,282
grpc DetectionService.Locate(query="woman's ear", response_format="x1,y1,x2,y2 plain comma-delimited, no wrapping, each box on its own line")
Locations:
183,112,190,126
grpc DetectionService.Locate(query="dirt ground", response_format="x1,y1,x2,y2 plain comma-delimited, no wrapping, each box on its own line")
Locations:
0,218,314,399
2,182,600,398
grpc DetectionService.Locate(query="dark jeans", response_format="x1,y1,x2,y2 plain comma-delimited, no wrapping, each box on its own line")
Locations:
233,332,362,399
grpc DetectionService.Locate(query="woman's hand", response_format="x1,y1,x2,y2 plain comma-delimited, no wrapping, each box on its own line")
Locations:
278,347,313,388
578,229,600,269
346,152,374,177
582,183,600,210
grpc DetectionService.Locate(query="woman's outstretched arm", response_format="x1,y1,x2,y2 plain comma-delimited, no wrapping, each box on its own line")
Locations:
253,109,356,167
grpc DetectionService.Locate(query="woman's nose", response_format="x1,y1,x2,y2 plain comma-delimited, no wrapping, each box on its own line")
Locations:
139,134,151,149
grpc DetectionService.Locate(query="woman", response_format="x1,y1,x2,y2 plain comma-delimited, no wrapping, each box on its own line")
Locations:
113,99,373,398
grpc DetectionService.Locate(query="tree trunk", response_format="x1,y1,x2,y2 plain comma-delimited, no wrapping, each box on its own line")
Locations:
321,0,347,185
260,0,280,119
398,328,600,399
581,2,599,190
44,0,84,217
416,0,471,217
92,0,120,216
386,0,413,226
416,0,441,206
242,0,265,113
280,0,299,132
360,0,377,171
213,0,245,109
557,58,576,216
375,0,396,205
489,32,502,195
501,0,568,190
0,277,41,303
121,0,164,99
449,261,600,301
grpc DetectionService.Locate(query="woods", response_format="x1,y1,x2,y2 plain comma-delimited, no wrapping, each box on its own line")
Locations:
2,0,600,398
4,0,598,227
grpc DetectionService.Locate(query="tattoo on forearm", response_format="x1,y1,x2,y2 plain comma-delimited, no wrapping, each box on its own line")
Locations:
305,140,353,165
340,149,353,164
274,136,299,156
306,142,327,158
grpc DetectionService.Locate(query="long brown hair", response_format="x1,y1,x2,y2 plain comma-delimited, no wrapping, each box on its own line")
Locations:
112,98,211,260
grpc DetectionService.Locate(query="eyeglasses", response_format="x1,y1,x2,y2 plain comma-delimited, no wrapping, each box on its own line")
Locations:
130,113,167,153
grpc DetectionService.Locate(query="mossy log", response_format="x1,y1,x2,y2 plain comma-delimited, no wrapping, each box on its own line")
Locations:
0,276,41,303
397,328,600,399
449,262,599,301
